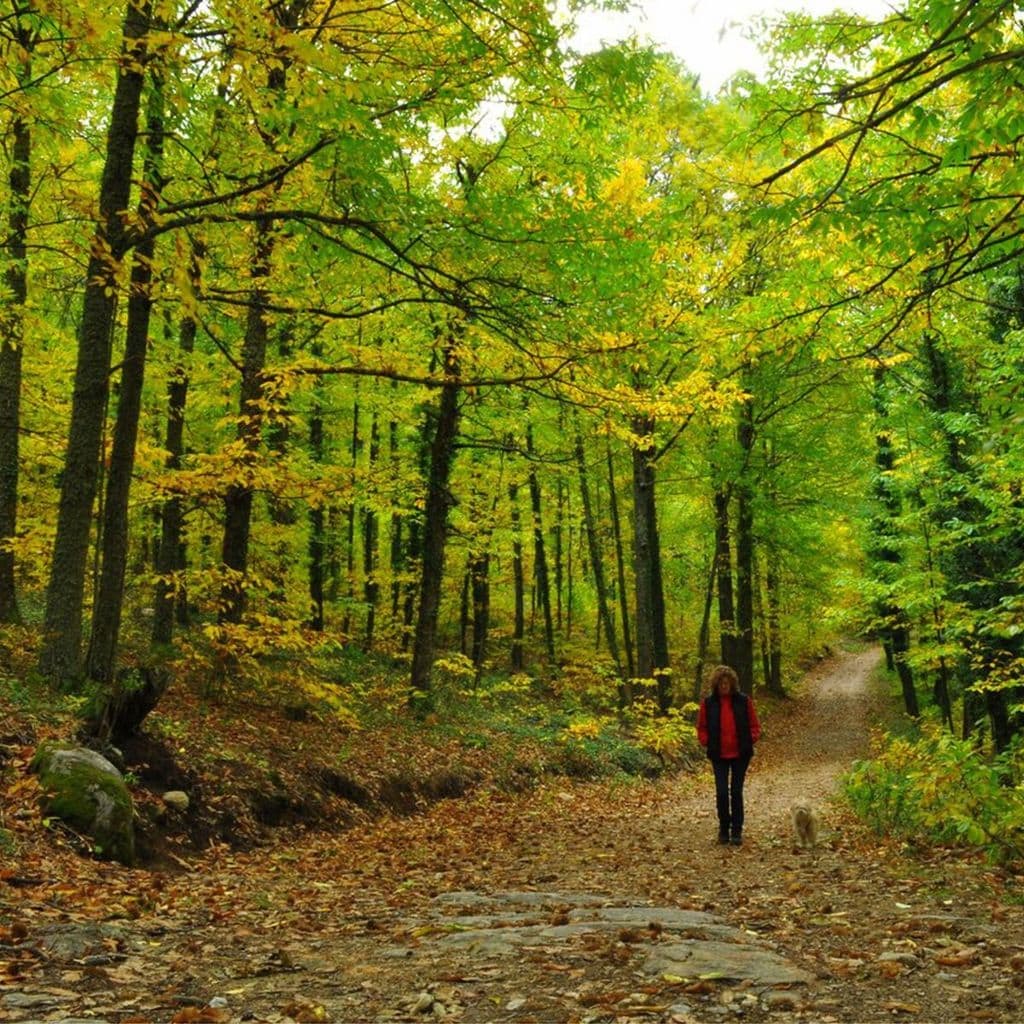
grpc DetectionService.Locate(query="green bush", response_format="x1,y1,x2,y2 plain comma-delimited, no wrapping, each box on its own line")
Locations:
844,728,1024,863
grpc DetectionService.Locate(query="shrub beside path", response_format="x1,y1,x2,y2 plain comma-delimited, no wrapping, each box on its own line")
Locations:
3,646,1023,1022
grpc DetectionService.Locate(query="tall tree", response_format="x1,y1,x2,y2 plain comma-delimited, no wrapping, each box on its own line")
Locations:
508,478,526,672
869,365,920,719
0,2,35,624
218,1,310,625
734,394,756,690
631,412,670,711
409,332,461,710
575,415,626,697
606,435,635,680
526,420,556,666
152,242,202,647
86,65,168,683
38,0,153,682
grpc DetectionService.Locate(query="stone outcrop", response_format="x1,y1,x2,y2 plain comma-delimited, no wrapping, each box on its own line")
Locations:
31,743,135,865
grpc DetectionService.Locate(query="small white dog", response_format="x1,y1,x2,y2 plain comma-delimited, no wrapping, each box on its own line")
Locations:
790,802,821,849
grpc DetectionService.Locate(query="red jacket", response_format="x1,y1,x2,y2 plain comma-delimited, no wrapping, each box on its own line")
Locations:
698,693,761,760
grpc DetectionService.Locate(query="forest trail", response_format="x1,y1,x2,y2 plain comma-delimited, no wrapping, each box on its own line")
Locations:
5,646,1023,1023
676,644,884,844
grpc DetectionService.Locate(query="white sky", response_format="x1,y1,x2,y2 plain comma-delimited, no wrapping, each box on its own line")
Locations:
568,0,899,93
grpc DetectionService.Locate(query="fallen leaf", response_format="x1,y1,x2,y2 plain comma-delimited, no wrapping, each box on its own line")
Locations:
170,1010,226,1023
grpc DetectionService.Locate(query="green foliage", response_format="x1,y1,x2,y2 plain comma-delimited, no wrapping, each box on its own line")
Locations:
554,728,662,779
551,657,623,713
0,670,84,721
844,728,1024,864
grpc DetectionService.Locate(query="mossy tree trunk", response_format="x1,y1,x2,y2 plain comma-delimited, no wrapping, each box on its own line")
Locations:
39,0,152,683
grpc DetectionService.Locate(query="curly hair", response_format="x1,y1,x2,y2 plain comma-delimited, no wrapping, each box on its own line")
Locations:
708,664,739,695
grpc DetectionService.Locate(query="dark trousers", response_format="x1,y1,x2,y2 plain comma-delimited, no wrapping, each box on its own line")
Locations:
711,756,751,837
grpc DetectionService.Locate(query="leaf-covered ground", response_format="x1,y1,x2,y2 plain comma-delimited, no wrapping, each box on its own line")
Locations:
2,647,1023,1022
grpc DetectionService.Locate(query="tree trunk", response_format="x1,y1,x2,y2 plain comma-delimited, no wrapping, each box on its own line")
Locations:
606,435,635,679
470,550,490,683
409,337,461,710
39,0,152,682
363,410,380,647
389,512,403,620
86,664,171,745
341,390,360,636
267,330,296,612
307,342,326,631
714,485,738,671
986,690,1013,752
326,505,341,604
389,397,404,625
0,15,31,624
574,421,625,700
565,515,575,640
916,502,954,730
308,509,326,632
217,20,301,625
554,465,565,633
509,480,525,672
526,423,555,665
86,72,166,684
459,566,470,656
765,546,784,696
402,518,420,649
632,415,670,712
735,400,756,690
693,552,716,700
870,366,920,718
755,559,769,691
219,215,272,625
403,379,436,650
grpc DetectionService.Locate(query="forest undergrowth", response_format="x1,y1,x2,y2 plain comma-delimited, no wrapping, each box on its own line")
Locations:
2,640,1024,1022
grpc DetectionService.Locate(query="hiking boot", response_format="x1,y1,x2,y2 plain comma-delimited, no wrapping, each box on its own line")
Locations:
717,832,729,844
729,833,743,846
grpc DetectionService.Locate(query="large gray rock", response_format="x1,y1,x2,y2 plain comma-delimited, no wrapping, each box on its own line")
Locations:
645,939,815,985
31,744,135,865
426,892,815,987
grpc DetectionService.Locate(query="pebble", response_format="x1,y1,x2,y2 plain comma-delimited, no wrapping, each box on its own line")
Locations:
163,790,190,811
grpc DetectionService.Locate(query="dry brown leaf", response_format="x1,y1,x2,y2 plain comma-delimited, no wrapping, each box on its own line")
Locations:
682,980,717,995
170,1009,226,1023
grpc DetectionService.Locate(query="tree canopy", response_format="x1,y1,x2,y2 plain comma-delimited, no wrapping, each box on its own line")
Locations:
1,0,1023,756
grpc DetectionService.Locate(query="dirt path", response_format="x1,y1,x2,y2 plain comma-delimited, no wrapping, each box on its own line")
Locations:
661,644,884,847
5,647,1023,1023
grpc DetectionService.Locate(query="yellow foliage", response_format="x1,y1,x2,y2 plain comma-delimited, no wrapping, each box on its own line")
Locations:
562,717,606,740
599,158,659,217
626,702,700,759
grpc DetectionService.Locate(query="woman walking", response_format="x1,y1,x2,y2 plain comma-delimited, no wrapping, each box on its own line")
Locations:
697,664,761,846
